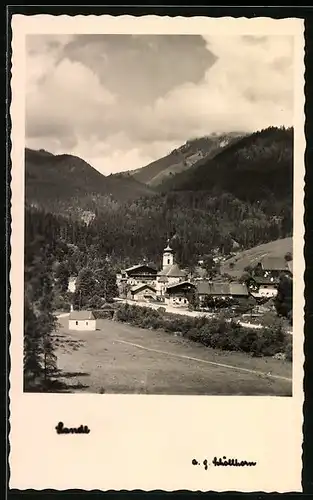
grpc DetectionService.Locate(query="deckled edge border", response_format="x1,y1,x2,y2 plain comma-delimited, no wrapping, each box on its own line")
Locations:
6,7,311,497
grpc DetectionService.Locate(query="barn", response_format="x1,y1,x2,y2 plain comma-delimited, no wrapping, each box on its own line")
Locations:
68,311,97,331
165,281,196,307
128,284,157,302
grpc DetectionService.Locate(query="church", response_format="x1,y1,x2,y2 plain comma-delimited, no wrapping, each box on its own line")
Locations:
116,241,188,300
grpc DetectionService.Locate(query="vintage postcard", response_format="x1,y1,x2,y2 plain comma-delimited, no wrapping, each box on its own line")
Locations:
9,14,305,492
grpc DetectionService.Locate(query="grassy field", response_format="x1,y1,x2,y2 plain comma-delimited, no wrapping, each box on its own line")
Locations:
50,317,292,396
221,237,293,278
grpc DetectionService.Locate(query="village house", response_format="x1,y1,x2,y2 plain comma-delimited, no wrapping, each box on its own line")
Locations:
196,281,249,305
165,281,196,307
116,264,158,292
247,276,279,298
127,283,157,302
68,310,97,331
117,241,188,299
255,256,293,279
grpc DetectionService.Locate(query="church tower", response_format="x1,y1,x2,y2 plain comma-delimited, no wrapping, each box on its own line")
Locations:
162,240,174,269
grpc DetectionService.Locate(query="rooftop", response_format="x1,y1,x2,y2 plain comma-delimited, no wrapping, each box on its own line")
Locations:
196,281,248,296
69,310,95,321
260,256,289,271
124,264,157,274
197,282,231,296
250,276,280,285
158,264,187,278
166,281,196,291
229,282,249,296
130,284,156,293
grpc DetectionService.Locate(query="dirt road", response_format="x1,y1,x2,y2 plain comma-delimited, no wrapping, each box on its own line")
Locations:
53,316,292,396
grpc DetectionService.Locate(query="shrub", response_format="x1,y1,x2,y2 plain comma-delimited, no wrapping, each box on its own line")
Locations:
284,336,293,362
113,304,291,360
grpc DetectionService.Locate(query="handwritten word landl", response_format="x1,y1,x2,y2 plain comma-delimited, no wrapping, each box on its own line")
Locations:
55,421,90,434
192,457,257,469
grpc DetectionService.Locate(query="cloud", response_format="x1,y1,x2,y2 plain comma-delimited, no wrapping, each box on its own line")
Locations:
149,35,294,137
25,34,294,175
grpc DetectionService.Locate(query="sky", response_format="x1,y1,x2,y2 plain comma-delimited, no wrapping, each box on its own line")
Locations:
26,34,294,175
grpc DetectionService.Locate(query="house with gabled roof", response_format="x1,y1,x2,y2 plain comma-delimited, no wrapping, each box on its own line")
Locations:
196,281,249,304
127,283,157,302
165,281,196,307
116,263,158,292
68,310,97,331
247,276,279,298
116,240,190,299
256,256,293,278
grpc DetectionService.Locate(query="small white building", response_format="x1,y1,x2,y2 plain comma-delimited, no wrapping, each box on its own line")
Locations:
68,277,77,293
68,311,97,331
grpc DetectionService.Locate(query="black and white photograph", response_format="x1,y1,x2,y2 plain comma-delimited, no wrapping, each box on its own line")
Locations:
23,32,297,396
9,14,305,493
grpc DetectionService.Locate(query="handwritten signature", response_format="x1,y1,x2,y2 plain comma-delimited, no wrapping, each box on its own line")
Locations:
192,457,257,470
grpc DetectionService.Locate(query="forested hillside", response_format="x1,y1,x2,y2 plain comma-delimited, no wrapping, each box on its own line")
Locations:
25,148,154,214
25,188,292,275
158,127,293,205
123,132,244,187
24,125,293,278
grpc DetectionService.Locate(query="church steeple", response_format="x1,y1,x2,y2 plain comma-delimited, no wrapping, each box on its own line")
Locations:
162,239,174,269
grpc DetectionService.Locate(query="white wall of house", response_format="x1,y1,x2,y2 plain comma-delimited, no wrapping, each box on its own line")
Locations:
155,280,167,296
167,276,183,286
198,294,228,303
255,287,277,298
168,295,189,307
131,289,157,302
68,319,96,331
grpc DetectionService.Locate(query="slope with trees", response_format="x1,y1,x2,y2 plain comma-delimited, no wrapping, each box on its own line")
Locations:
122,132,244,187
157,127,293,207
25,148,155,215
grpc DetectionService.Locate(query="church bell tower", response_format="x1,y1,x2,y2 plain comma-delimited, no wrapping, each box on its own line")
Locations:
162,240,174,269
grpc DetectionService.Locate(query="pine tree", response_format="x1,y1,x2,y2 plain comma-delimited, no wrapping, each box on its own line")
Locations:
74,267,96,309
23,299,43,390
55,261,70,293
24,225,58,390
275,275,293,318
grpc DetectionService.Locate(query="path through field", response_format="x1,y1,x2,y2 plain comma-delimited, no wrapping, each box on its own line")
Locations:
52,316,292,396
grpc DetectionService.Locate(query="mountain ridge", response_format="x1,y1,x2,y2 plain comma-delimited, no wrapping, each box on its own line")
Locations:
25,147,155,214
117,132,245,187
156,126,293,204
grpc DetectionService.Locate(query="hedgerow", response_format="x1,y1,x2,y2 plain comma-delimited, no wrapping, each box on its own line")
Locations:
114,303,292,361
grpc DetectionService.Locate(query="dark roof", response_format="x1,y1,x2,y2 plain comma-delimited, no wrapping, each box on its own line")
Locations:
130,284,156,294
166,281,196,294
196,281,248,296
164,244,173,252
250,276,279,285
260,257,288,271
69,311,95,320
197,281,231,296
124,264,157,275
158,264,187,277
